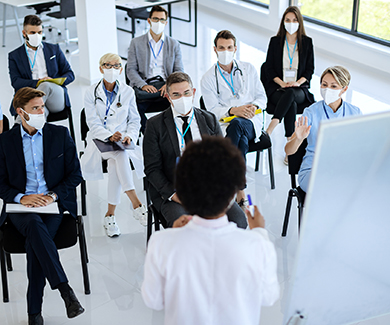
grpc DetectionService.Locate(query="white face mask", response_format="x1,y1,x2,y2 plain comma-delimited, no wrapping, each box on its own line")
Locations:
284,22,299,35
171,96,193,115
103,68,121,84
320,87,343,105
151,21,165,35
217,50,235,65
26,33,43,47
21,108,46,130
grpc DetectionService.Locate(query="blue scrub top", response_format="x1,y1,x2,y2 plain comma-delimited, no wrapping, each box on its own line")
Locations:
299,99,362,175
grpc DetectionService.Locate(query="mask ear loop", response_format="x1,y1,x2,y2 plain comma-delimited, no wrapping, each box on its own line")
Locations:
19,108,30,122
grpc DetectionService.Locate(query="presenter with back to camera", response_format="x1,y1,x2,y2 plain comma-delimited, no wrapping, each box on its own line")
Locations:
81,53,147,238
263,6,315,164
285,66,362,192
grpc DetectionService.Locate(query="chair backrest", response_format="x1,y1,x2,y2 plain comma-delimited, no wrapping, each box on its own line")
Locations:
59,0,75,17
288,138,308,176
2,115,9,133
260,62,267,88
2,213,77,253
199,96,206,111
80,108,89,143
124,63,130,86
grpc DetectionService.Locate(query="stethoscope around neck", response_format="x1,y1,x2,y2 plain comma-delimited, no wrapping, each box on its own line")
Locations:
214,59,243,95
94,79,122,107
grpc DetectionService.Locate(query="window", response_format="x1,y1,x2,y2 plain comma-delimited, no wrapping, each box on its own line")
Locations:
298,0,390,46
241,0,269,8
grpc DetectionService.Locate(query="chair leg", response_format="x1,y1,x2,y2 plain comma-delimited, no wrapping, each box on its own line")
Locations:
146,208,153,245
81,179,87,216
5,253,12,271
67,107,76,142
282,195,293,237
77,217,91,295
298,202,303,234
267,147,275,190
0,245,9,303
255,150,260,172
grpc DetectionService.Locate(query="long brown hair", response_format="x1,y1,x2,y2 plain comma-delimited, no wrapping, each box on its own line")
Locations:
276,6,306,50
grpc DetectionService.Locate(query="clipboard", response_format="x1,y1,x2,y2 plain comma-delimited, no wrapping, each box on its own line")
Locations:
6,202,60,214
220,108,263,123
93,139,135,153
36,77,67,88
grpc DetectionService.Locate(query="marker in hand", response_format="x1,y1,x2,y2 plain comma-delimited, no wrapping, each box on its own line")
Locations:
247,194,254,216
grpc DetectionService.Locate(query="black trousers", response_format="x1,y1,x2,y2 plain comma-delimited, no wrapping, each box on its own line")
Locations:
269,87,306,137
160,200,248,229
8,213,68,315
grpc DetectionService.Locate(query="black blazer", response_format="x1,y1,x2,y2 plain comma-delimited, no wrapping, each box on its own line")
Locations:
8,42,75,116
262,35,315,112
143,107,222,207
0,123,82,226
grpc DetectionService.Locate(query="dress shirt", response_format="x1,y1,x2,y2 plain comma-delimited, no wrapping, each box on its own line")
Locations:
14,125,48,203
299,100,362,176
142,216,279,325
147,32,165,80
172,106,201,153
25,43,48,80
102,81,119,110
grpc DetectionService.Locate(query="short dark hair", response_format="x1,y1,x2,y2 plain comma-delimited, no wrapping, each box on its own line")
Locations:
214,30,236,47
175,136,246,218
13,87,45,110
149,5,168,19
23,15,42,27
166,72,193,95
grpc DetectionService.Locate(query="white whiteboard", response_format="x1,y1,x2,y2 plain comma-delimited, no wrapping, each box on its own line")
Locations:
284,112,390,325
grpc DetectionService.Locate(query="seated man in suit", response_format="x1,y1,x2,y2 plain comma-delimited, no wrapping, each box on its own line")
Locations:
200,30,270,206
142,137,279,325
127,5,184,133
0,87,84,325
143,72,247,228
8,15,75,118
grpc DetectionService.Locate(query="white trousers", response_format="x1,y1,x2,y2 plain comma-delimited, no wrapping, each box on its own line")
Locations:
101,150,135,205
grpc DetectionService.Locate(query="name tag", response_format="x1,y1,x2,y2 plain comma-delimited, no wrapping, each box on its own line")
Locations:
284,68,297,82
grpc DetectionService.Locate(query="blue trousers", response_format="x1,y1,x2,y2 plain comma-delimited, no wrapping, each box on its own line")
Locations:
225,117,256,159
8,213,68,315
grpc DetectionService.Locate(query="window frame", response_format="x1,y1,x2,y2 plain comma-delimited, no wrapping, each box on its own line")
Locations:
295,0,390,47
240,0,269,9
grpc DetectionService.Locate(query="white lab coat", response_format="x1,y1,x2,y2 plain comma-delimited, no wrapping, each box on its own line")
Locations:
142,215,279,325
200,60,267,140
81,80,144,181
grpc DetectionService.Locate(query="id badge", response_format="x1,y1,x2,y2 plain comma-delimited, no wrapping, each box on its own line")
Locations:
284,68,297,82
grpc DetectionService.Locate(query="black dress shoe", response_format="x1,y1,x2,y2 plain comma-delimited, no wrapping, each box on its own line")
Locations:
28,313,44,325
61,288,85,318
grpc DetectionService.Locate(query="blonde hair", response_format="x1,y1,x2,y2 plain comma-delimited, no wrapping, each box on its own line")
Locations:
320,66,351,88
99,53,122,67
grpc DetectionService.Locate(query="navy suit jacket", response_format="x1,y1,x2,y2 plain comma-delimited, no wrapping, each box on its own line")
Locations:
8,42,75,115
0,123,82,226
143,107,222,208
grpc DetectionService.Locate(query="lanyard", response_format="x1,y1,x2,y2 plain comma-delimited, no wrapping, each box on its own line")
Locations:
25,44,38,71
149,40,164,67
103,86,115,127
323,101,345,120
217,62,237,97
285,37,297,69
175,109,194,152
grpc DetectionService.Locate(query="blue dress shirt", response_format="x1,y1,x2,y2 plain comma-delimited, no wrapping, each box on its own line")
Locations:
14,125,49,203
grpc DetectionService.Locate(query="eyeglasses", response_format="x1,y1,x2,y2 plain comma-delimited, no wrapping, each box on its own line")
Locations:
102,63,122,69
150,17,167,23
170,90,193,99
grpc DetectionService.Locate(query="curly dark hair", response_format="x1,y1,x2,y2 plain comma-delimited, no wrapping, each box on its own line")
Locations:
175,136,246,218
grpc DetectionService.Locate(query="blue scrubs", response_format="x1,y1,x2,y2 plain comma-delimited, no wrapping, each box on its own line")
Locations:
298,99,362,192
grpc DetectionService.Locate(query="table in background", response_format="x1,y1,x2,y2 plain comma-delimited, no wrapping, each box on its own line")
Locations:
116,0,197,49
0,0,52,46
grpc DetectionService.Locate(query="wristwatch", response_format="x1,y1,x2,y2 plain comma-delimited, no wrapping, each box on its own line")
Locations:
46,191,57,202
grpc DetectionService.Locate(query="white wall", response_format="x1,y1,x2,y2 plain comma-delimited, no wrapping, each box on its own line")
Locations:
198,0,390,77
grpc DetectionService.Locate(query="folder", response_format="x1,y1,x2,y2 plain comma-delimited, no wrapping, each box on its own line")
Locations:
220,108,263,123
36,77,67,88
93,139,135,153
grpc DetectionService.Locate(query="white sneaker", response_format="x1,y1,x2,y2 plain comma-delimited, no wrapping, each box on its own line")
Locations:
104,215,121,237
134,204,148,227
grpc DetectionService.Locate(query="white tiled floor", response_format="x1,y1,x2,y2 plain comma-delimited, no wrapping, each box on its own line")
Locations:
0,3,390,325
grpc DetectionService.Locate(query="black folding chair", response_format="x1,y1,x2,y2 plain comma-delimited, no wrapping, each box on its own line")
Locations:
199,96,275,189
47,105,76,142
281,139,307,237
2,116,9,133
0,211,90,303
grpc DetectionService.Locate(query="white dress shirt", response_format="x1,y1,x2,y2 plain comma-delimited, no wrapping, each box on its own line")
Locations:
200,60,267,139
172,106,201,153
147,31,165,79
25,44,48,79
142,215,280,325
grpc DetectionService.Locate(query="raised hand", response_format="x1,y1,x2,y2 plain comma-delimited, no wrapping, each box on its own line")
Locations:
295,116,311,141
